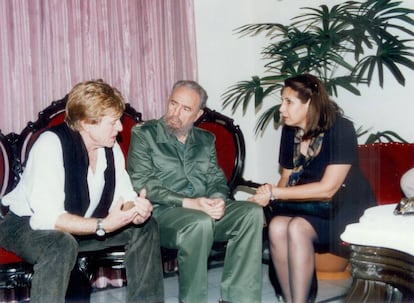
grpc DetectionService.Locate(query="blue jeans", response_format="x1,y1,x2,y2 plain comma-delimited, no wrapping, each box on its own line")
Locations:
0,212,164,303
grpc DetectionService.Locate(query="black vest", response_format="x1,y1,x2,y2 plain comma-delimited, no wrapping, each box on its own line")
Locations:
50,123,115,218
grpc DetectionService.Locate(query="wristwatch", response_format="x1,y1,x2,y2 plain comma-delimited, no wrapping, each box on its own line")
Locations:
95,218,106,237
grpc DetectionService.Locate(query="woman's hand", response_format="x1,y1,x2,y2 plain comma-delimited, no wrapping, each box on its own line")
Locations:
248,183,274,207
257,183,273,196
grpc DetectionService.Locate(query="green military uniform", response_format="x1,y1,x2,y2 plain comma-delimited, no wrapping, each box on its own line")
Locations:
127,118,263,303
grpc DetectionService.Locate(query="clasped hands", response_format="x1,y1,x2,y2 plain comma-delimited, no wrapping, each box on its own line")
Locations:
183,197,225,220
101,188,153,233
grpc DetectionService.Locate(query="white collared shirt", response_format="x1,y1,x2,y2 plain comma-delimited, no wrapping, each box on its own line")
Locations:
2,131,137,230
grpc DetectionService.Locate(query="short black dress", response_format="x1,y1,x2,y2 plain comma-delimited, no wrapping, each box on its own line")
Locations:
276,116,376,255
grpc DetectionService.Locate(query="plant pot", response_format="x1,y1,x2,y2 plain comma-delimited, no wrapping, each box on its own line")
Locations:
315,252,350,280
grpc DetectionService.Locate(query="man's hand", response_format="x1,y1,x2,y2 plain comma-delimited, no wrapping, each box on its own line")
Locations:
100,198,137,233
103,189,153,232
131,188,153,224
55,189,153,235
121,201,135,211
183,197,225,220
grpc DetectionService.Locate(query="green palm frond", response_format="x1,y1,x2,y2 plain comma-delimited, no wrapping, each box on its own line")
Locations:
365,130,409,143
234,23,289,39
254,104,282,134
222,76,285,114
354,39,414,86
222,0,414,135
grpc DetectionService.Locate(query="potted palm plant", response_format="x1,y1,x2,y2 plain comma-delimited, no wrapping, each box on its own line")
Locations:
222,0,414,135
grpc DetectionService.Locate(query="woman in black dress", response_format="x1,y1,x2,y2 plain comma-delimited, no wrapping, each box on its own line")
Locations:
249,74,376,303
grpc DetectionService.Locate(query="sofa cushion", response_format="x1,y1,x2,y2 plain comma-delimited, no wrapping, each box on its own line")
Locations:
358,143,414,204
197,121,236,182
0,247,24,264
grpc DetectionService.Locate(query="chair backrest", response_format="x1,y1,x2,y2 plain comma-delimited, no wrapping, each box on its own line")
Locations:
195,108,246,194
16,97,67,172
11,95,143,189
0,131,12,199
11,104,249,196
0,131,15,219
358,142,414,205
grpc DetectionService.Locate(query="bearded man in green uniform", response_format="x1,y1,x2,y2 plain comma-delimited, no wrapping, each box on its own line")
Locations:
127,80,263,303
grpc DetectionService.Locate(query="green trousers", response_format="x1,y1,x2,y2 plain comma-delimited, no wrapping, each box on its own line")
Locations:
155,200,263,303
0,213,164,303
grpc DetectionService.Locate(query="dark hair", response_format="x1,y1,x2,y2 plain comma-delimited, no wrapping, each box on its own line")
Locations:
172,80,208,109
283,74,343,138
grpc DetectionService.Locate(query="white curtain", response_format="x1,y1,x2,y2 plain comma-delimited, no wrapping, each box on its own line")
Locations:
0,0,198,134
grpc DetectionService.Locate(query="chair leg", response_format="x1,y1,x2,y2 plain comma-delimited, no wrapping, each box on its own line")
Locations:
65,263,91,303
0,263,32,302
0,286,31,303
268,257,318,302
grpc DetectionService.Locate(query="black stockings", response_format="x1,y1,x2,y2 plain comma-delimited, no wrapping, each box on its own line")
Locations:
269,216,317,303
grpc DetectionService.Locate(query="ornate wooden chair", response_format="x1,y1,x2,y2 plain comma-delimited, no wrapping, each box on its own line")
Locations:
196,107,259,195
199,108,261,263
0,95,143,302
0,131,12,198
159,107,262,273
196,110,330,302
0,130,33,303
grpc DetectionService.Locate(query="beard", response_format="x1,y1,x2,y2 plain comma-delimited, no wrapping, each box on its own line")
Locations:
164,115,193,138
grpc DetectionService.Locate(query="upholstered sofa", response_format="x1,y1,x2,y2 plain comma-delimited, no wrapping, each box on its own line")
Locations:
342,143,414,303
358,142,414,205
